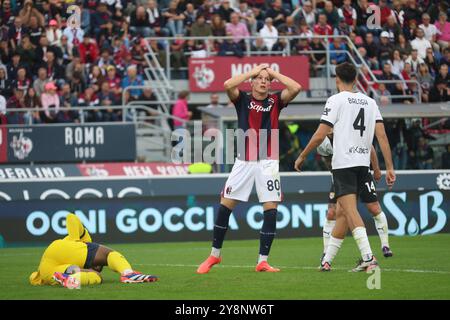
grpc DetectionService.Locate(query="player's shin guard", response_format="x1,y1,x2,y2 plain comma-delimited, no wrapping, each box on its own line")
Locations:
373,212,389,248
352,227,373,261
258,209,277,263
211,204,232,257
107,251,133,275
323,219,336,253
323,236,344,264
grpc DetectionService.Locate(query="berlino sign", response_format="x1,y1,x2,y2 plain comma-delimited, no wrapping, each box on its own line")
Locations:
189,56,310,92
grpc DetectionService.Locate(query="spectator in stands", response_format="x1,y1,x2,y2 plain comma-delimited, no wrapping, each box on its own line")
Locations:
163,0,186,36
78,86,102,122
63,21,84,48
226,12,249,47
375,83,391,106
429,78,449,102
130,5,152,38
251,5,265,32
298,20,313,41
191,14,212,39
338,0,356,32
424,47,440,76
278,16,299,38
403,0,422,29
121,65,144,102
417,63,434,102
355,0,370,36
197,0,215,24
383,15,402,43
265,0,288,28
405,49,424,75
259,17,278,51
46,19,62,47
236,0,256,35
411,28,432,60
218,31,244,57
439,47,449,69
172,90,191,130
377,0,393,27
23,87,41,124
183,3,197,33
380,62,404,99
419,13,439,53
291,0,315,29
329,37,347,71
310,36,326,77
98,82,120,122
8,16,28,51
387,119,409,170
42,50,64,85
251,37,268,55
334,17,351,37
314,13,333,40
16,34,35,67
435,12,450,51
105,65,122,100
217,0,234,23
378,31,394,67
27,16,45,46
0,66,12,99
323,1,340,30
78,35,99,65
394,33,413,60
33,67,49,97
6,88,25,124
12,67,31,93
92,2,113,41
40,82,59,123
435,63,449,88
391,49,404,77
147,0,168,36
19,0,45,28
205,92,225,108
211,14,226,45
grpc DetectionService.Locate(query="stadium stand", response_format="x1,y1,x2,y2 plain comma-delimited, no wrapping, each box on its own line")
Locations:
0,0,448,170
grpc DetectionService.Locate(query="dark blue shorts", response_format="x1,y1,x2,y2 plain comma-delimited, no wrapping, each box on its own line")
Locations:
84,242,100,269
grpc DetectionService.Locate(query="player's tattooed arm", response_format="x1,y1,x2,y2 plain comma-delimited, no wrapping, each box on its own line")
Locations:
370,145,382,183
375,122,396,188
294,123,329,172
224,64,269,101
266,68,302,104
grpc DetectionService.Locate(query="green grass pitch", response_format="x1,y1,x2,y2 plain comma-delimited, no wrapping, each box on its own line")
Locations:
1,234,450,300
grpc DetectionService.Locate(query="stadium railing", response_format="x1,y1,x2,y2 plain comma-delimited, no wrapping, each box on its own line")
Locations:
144,34,422,103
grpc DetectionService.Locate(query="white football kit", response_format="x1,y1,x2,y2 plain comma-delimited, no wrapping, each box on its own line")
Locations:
320,91,383,170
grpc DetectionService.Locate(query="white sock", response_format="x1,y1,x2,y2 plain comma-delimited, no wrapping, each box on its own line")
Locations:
211,247,221,258
121,269,133,276
352,226,373,261
323,219,336,253
258,255,268,264
323,236,344,264
373,212,389,248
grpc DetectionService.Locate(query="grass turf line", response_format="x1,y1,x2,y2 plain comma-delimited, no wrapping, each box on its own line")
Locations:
0,234,449,300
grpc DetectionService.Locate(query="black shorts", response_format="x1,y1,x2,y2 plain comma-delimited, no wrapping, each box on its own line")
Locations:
332,166,378,203
84,242,100,269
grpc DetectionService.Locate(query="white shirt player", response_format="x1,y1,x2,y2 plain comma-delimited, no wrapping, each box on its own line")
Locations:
320,91,383,170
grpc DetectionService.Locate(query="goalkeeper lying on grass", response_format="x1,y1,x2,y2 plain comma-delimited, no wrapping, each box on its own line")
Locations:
29,213,158,288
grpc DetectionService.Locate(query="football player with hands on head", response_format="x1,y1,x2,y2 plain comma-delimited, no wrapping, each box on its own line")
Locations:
197,63,302,274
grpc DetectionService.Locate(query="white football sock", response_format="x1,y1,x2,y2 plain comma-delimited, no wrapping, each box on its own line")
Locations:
323,236,344,264
373,212,390,248
352,226,373,261
258,255,268,264
323,219,336,253
211,247,221,258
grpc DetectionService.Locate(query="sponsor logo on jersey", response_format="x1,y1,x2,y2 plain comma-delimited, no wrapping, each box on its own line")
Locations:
322,107,331,116
226,186,232,195
248,98,274,112
348,146,369,154
348,98,368,105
